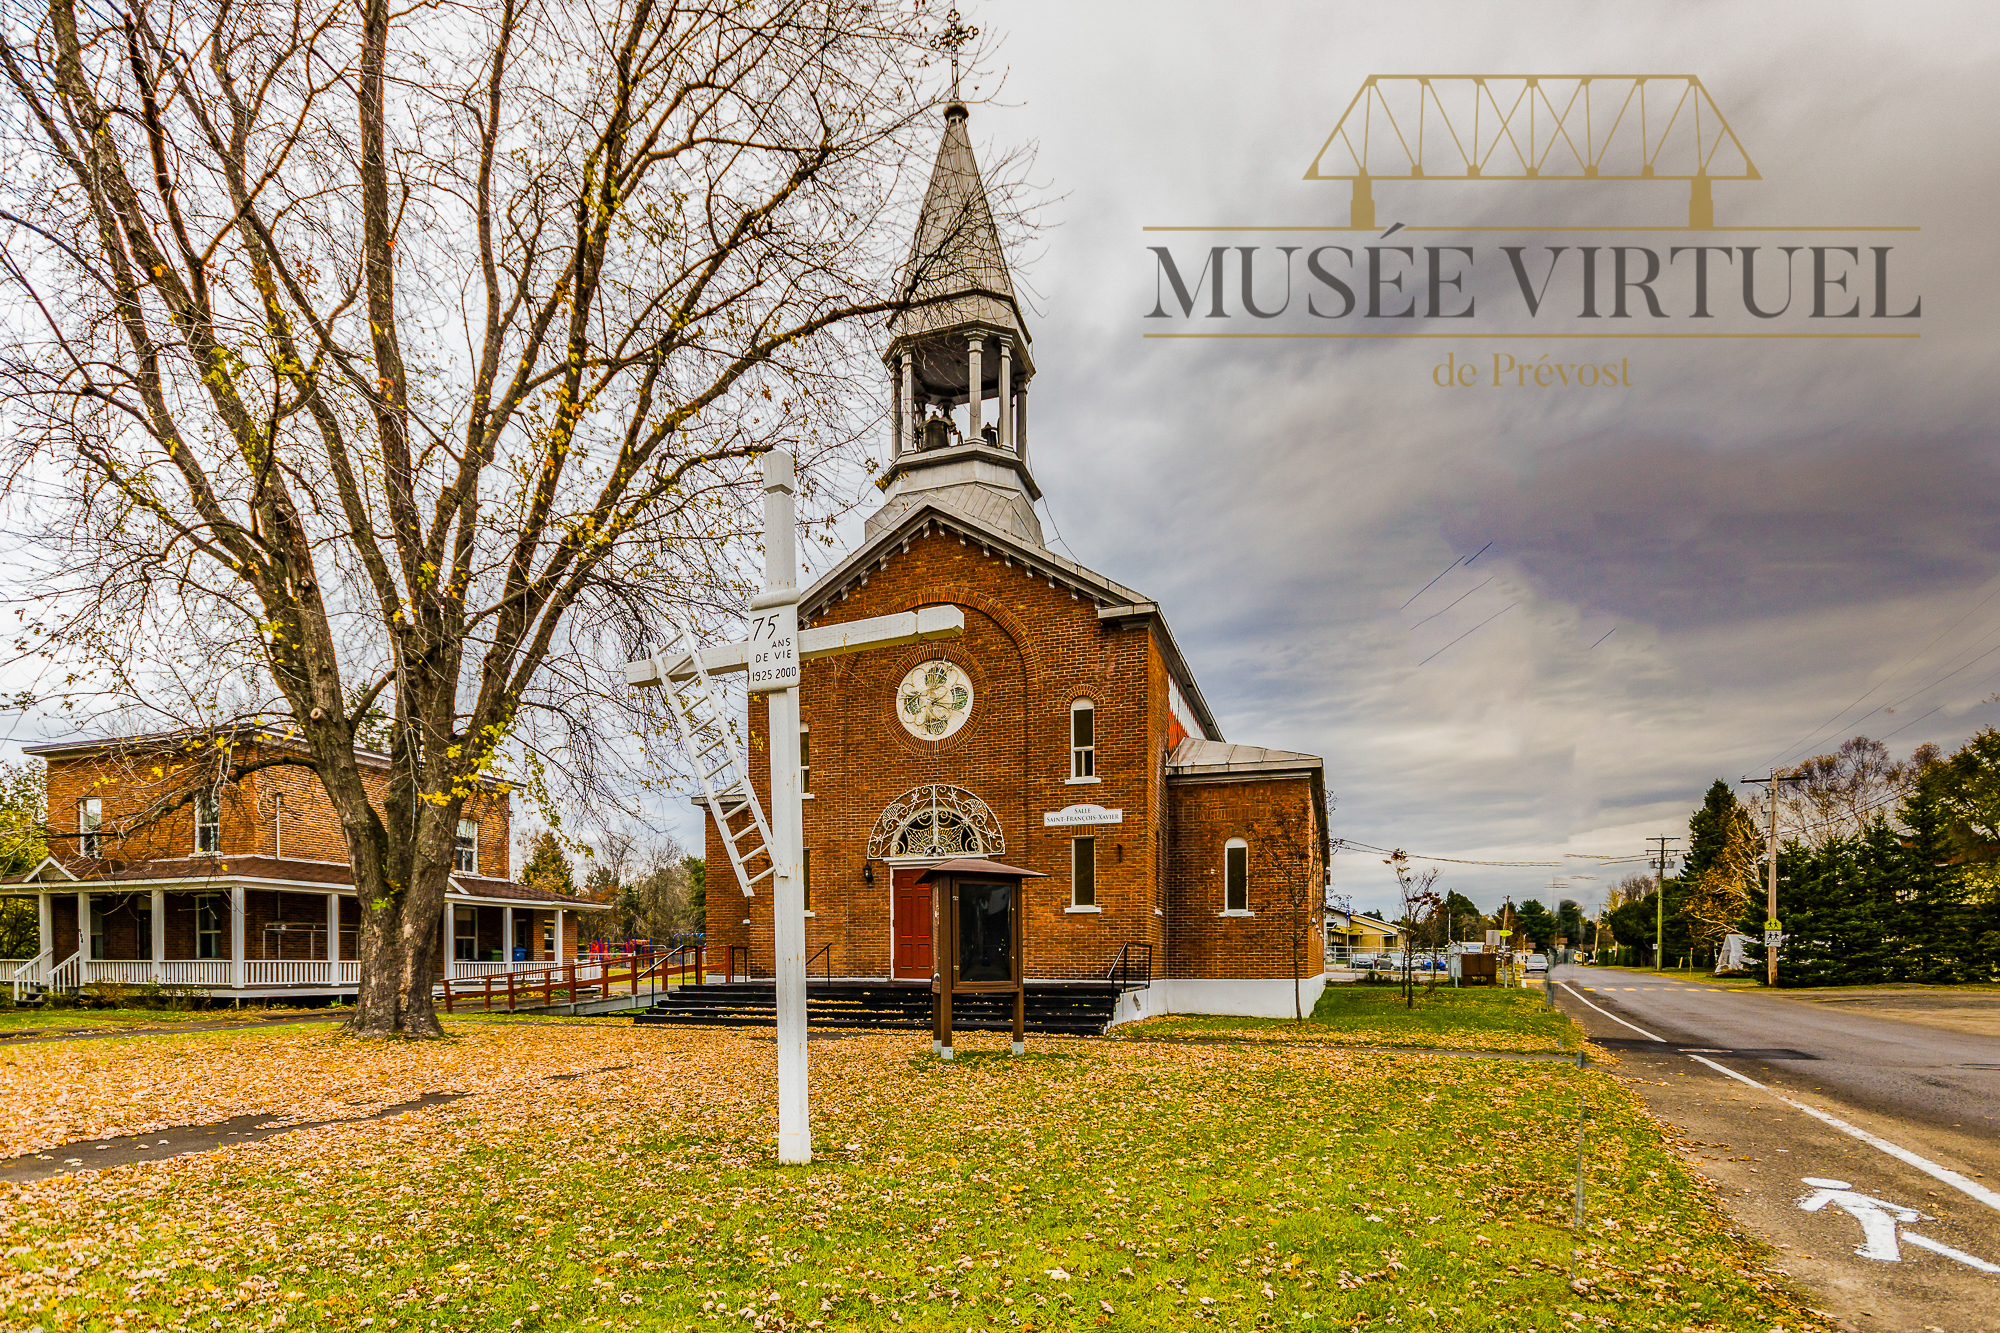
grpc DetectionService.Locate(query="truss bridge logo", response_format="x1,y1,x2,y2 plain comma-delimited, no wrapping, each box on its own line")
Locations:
1144,74,1923,348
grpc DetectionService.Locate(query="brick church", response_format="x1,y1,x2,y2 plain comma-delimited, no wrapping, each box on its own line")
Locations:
701,100,1328,1019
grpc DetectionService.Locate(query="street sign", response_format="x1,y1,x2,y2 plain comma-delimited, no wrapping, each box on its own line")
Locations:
746,600,799,694
1484,930,1501,946
622,450,970,1166
1764,919,1781,931
1763,930,1784,948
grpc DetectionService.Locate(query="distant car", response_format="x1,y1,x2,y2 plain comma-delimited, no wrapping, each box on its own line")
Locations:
1524,953,1549,974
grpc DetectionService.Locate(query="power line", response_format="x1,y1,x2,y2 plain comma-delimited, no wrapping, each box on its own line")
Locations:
1409,576,1494,631
1400,556,1462,611
1767,571,2000,770
1417,602,1517,667
1331,837,1560,867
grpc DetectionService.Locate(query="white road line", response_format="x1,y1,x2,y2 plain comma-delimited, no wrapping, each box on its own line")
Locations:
1904,1232,2000,1274
1560,981,2000,1216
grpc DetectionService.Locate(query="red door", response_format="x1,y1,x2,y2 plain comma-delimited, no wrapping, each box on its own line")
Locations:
891,868,933,980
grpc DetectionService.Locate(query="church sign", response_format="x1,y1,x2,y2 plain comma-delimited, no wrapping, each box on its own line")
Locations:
1043,803,1124,827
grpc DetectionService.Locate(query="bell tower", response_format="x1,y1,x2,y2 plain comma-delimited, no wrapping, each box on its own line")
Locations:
870,99,1043,547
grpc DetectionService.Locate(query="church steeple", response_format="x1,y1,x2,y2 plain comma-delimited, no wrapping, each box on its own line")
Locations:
871,99,1042,547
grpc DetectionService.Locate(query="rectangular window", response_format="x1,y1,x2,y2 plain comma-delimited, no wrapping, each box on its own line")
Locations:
88,898,104,959
799,728,811,795
455,819,479,875
78,798,101,858
802,849,812,913
454,906,478,961
1072,836,1096,907
196,895,223,960
194,789,221,853
1071,702,1095,779
1224,842,1249,913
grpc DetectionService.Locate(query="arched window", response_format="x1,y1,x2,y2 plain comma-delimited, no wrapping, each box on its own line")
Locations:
1223,839,1250,914
868,785,1006,861
892,809,982,859
1070,699,1096,779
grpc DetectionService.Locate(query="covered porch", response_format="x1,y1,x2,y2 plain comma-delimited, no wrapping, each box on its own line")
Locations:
5,882,582,1001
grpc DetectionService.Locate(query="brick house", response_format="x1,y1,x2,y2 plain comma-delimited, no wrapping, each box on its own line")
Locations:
4,730,609,1000
699,101,1329,1019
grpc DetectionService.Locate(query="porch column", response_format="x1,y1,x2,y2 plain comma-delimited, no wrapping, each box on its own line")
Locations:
554,907,566,964
898,351,914,455
503,905,514,966
997,336,1013,449
1016,387,1028,471
150,887,165,982
442,903,453,976
965,334,982,438
36,893,50,959
325,892,339,984
229,886,246,990
75,891,88,960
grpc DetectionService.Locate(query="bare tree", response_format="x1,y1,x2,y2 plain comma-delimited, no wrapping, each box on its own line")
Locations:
1383,850,1443,1010
1263,787,1331,1022
0,0,1001,1035
1749,738,1936,848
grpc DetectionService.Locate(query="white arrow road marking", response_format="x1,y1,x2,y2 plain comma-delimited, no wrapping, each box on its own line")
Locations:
1796,1178,2000,1273
1798,1178,1921,1260
1562,982,2000,1215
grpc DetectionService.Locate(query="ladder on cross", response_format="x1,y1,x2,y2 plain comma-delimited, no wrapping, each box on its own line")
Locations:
657,625,775,899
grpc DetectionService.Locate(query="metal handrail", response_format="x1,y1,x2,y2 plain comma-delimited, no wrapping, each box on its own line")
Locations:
806,942,832,986
728,944,748,983
1108,942,1152,988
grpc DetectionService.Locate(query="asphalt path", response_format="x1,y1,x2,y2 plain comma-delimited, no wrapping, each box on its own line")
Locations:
1553,965,2000,1333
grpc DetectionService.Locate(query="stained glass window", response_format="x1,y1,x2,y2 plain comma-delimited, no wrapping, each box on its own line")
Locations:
897,660,974,740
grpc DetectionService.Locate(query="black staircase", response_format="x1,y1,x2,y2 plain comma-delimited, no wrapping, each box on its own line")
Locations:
634,981,1125,1037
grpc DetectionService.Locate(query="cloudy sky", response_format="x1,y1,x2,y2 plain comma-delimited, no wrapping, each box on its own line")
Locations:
835,0,2000,918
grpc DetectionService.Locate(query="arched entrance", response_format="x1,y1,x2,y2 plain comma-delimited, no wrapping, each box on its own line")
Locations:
869,786,1005,978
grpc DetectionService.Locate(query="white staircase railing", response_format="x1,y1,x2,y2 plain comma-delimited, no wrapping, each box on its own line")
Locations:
46,949,84,994
657,626,775,898
10,949,52,1003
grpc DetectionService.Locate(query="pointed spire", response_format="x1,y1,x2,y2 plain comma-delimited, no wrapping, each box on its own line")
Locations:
889,99,1027,348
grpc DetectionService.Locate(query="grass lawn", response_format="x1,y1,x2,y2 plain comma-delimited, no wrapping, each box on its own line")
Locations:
1114,983,1586,1052
0,1021,1822,1332
0,1005,347,1034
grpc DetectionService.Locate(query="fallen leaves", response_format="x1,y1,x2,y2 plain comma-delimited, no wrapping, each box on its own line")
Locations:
0,1020,1829,1332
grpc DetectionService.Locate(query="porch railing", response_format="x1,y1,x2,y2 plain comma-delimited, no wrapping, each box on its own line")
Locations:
10,949,51,1002
48,949,84,993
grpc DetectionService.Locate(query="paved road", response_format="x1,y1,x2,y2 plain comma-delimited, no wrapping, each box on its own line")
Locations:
1554,965,2000,1333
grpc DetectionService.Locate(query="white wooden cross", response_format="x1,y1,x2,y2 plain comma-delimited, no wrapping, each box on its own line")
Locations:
624,450,962,1164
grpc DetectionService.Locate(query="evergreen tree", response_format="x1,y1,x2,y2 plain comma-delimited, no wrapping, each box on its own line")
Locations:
1897,773,1987,983
1555,899,1587,948
521,830,577,899
1682,779,1739,891
1516,899,1556,950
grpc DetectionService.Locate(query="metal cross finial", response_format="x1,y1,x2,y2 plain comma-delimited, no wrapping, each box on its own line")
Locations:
933,7,978,100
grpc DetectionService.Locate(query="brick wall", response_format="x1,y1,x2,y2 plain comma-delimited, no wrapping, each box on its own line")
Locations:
43,740,511,878
704,525,1170,982
1166,775,1326,981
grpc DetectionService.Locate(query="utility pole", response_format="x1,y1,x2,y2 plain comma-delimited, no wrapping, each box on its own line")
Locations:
1742,768,1809,989
1647,836,1678,971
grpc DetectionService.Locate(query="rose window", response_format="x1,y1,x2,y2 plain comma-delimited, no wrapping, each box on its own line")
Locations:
896,660,973,739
